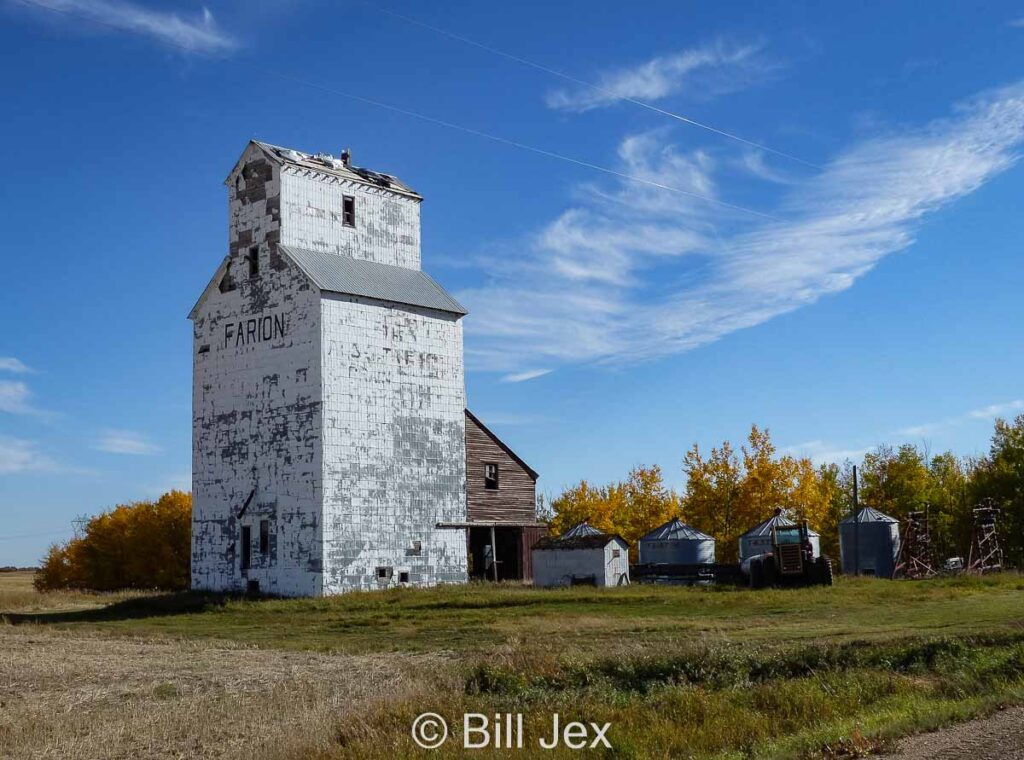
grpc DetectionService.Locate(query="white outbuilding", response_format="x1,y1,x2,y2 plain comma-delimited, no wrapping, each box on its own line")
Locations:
531,522,630,588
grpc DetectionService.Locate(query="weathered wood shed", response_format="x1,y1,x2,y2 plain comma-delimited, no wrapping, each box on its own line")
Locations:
448,410,544,582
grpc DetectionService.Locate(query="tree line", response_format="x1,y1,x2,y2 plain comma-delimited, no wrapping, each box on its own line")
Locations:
546,415,1024,567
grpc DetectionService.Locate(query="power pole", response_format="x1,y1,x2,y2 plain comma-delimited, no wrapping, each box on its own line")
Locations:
852,465,859,576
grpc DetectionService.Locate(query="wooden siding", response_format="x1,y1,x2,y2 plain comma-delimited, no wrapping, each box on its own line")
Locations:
466,411,538,524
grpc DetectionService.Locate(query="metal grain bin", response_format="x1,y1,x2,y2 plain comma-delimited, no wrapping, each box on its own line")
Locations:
839,507,900,578
638,518,715,565
739,510,821,561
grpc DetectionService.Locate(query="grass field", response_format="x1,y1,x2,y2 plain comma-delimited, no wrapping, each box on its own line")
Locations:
2,570,1023,758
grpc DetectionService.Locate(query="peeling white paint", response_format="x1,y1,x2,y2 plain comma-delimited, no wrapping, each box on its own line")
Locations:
191,143,467,596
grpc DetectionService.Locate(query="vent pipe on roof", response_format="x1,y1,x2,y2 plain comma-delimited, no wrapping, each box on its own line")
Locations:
341,148,351,167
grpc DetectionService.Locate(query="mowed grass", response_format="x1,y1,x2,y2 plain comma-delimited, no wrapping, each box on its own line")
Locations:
3,571,1024,759
3,571,1023,657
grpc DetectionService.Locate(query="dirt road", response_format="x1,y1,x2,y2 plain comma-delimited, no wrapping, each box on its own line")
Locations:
877,706,1024,760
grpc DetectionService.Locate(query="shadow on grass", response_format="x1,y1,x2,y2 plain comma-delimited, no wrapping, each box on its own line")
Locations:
1,591,235,625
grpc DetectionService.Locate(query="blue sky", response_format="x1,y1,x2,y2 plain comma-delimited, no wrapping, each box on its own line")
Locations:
2,0,1023,566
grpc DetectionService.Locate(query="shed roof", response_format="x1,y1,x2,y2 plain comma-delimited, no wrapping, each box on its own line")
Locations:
741,512,820,538
640,518,713,542
840,507,898,525
281,246,467,316
533,533,627,551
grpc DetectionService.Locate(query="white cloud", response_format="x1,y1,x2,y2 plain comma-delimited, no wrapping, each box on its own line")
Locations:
1010,17,1024,28
898,399,1024,437
94,429,161,455
18,0,237,54
0,357,32,374
501,369,552,383
546,40,769,113
739,150,797,185
0,436,57,474
968,399,1024,419
781,440,873,466
461,82,1024,373
0,380,41,415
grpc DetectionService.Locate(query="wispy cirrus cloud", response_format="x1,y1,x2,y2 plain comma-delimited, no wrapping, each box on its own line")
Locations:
899,399,1024,437
0,435,58,474
501,369,552,383
545,40,771,113
1009,17,1024,28
0,380,47,416
94,429,161,455
461,82,1024,374
14,0,237,54
781,440,874,466
0,357,32,373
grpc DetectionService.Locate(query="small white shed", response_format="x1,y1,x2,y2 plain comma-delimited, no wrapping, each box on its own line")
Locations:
531,522,630,588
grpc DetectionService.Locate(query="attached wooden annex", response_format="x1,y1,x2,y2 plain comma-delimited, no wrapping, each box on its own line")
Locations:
443,410,544,582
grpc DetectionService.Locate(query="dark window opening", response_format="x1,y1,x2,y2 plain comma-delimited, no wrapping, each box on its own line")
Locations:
259,519,270,555
398,571,410,584
342,195,355,227
240,525,251,570
246,579,260,594
406,540,422,557
376,566,392,581
248,246,259,278
484,463,499,490
612,549,621,559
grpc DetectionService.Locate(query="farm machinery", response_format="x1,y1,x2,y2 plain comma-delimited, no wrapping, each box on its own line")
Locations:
741,520,834,589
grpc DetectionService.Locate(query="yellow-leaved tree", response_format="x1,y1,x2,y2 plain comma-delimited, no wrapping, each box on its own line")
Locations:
34,490,191,592
683,426,833,562
549,465,682,559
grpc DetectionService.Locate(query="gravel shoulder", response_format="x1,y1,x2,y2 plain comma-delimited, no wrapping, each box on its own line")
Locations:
877,706,1024,760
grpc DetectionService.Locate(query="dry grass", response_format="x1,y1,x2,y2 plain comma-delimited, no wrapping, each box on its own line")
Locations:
0,571,151,614
3,571,1024,758
0,625,450,760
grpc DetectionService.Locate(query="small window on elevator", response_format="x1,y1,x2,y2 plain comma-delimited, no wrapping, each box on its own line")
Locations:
342,195,355,227
248,246,259,278
240,525,252,570
259,519,270,555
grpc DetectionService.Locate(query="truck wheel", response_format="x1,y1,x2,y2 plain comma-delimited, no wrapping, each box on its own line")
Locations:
816,557,834,586
749,558,765,589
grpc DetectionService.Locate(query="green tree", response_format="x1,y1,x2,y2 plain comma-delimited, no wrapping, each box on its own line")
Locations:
970,415,1024,567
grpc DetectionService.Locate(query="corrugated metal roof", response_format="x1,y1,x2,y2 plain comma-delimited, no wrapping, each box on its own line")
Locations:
562,521,604,539
741,512,820,538
640,518,713,542
840,507,898,525
280,246,467,316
